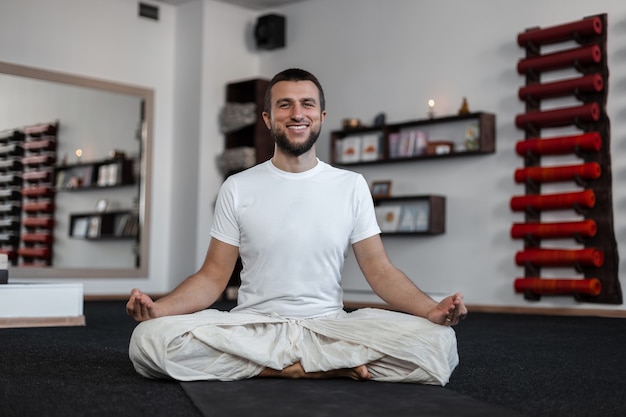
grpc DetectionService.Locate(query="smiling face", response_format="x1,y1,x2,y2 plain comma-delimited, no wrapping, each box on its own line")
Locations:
263,80,327,157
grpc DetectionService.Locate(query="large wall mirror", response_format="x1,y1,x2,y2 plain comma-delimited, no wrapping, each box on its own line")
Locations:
0,61,152,278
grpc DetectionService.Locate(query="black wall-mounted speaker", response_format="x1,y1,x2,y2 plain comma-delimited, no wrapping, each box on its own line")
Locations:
138,3,159,21
254,14,286,50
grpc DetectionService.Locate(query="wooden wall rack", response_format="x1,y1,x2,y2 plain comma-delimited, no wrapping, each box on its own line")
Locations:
512,14,621,304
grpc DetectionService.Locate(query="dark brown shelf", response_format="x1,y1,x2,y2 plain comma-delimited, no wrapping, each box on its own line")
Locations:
373,195,445,236
69,210,138,240
224,78,274,168
331,112,495,166
55,158,135,191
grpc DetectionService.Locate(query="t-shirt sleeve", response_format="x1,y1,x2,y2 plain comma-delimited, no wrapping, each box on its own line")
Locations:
210,177,240,247
350,174,382,244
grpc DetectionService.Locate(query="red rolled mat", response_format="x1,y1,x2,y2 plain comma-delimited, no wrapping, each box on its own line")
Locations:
514,277,601,296
20,233,53,244
514,162,601,183
510,189,595,212
23,170,52,182
22,201,55,213
21,186,54,197
515,103,600,129
0,249,16,261
515,247,604,267
517,16,603,47
17,247,52,258
518,73,604,101
23,123,57,136
515,132,601,156
22,154,56,166
510,220,597,239
23,138,57,151
517,44,601,74
22,217,54,228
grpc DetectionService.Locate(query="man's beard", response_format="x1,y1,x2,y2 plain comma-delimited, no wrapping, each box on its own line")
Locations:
272,126,320,157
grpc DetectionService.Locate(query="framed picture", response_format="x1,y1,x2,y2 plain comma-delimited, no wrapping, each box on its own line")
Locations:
71,217,89,238
398,201,430,232
371,180,392,198
87,216,101,238
95,199,109,212
374,205,402,233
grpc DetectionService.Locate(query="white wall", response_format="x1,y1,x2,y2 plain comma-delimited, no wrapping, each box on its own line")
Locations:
195,1,260,268
255,0,626,312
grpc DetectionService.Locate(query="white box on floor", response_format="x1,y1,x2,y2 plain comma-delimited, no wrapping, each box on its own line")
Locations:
0,282,85,328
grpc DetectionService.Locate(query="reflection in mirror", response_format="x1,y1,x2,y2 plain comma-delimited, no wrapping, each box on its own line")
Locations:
0,61,152,278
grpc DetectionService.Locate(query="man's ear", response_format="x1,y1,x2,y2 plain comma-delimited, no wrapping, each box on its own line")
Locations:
321,110,327,124
262,112,271,129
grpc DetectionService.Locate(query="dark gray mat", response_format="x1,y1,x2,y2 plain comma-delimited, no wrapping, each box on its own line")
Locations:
181,378,527,417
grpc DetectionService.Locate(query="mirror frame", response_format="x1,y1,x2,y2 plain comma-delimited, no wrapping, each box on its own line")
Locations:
0,60,152,278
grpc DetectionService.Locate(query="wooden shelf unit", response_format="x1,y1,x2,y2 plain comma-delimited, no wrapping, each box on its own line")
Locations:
374,195,445,236
55,158,135,191
222,78,274,176
330,112,495,166
69,210,138,240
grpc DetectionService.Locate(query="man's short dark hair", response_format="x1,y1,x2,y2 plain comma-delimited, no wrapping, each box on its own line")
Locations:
264,68,325,114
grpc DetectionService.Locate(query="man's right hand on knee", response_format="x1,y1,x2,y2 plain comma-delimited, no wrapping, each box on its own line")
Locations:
126,288,160,321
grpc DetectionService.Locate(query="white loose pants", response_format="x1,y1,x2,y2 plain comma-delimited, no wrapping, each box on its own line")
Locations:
129,307,458,385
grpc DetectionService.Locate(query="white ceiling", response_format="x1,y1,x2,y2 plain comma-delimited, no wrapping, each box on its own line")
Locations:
155,0,309,10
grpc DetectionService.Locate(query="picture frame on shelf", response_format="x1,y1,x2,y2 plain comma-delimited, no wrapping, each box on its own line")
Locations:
398,205,419,232
360,133,381,162
375,205,402,233
95,199,109,213
371,180,392,198
339,136,362,163
87,216,101,238
412,201,431,232
71,217,89,238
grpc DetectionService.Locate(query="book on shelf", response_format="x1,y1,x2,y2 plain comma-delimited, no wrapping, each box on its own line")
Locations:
389,129,429,158
117,213,139,237
400,131,416,157
114,214,131,237
388,133,401,159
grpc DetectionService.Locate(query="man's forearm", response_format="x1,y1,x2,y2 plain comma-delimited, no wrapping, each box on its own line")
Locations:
370,267,438,318
154,273,224,317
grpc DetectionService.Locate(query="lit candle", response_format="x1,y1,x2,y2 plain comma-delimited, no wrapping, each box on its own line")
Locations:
428,99,435,118
75,148,83,162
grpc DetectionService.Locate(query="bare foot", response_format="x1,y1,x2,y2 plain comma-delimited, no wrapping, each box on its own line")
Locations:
259,362,371,381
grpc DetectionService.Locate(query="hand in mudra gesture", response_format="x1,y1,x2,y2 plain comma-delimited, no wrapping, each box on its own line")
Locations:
427,293,467,326
126,288,161,322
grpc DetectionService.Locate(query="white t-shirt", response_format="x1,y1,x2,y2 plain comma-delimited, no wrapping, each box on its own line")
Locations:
210,159,381,318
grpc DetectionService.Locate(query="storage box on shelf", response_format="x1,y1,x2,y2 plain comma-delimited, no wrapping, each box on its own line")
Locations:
330,112,495,166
